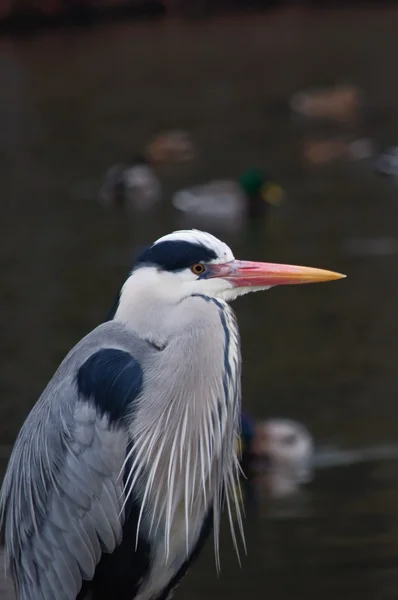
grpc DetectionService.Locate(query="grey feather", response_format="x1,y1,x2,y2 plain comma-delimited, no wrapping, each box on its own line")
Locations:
0,322,154,600
89,497,118,553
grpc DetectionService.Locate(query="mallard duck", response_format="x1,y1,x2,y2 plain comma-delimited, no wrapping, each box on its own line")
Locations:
99,156,161,211
172,169,284,226
240,416,313,498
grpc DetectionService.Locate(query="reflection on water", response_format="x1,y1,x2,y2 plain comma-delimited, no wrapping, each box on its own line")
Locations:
314,444,398,469
2,6,398,600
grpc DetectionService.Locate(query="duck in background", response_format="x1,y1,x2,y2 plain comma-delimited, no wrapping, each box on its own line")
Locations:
290,84,361,123
98,130,195,212
172,169,284,231
302,136,373,166
145,130,196,164
240,415,314,499
375,146,398,177
99,155,161,211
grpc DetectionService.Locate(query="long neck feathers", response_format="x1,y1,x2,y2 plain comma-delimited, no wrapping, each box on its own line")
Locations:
120,294,245,569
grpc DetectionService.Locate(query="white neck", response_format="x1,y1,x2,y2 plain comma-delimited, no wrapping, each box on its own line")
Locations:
115,271,244,581
114,269,181,346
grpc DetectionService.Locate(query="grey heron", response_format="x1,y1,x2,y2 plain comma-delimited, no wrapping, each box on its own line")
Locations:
0,229,344,600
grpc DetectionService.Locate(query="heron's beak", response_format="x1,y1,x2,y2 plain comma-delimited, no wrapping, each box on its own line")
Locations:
208,260,346,287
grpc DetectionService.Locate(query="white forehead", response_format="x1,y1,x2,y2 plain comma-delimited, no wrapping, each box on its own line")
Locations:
153,229,235,263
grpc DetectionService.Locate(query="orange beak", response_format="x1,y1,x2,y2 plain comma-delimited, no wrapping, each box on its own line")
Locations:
207,260,346,287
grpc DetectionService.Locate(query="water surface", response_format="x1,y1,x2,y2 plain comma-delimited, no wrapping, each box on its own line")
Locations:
1,7,398,599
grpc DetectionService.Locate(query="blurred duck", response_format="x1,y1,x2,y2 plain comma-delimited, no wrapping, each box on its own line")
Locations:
146,130,196,164
172,169,284,226
99,156,161,211
240,416,314,498
290,84,361,122
375,146,398,177
303,136,373,166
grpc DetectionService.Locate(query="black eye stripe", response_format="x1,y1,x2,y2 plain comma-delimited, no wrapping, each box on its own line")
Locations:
135,241,217,272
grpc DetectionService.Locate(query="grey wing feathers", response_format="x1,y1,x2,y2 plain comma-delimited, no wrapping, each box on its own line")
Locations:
0,322,151,600
1,399,127,600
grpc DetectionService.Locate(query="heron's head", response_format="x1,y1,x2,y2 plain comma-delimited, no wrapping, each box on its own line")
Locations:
118,229,344,305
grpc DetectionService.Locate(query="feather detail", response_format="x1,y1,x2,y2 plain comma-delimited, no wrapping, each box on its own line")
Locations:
121,299,244,572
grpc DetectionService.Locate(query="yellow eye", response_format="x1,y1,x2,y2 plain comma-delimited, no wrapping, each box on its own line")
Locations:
191,263,205,275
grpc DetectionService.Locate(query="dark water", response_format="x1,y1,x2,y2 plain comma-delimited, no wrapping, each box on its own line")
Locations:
2,6,398,599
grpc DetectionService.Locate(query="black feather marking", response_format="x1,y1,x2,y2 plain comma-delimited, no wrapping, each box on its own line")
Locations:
135,241,217,272
214,300,232,405
76,349,143,425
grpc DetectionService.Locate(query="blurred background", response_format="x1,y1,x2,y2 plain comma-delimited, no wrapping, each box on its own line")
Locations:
2,1,398,599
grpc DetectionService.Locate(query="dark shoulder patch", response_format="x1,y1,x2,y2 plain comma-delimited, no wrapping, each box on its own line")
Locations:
135,241,217,272
76,349,143,424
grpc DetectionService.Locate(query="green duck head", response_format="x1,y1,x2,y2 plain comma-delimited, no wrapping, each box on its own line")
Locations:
238,169,284,206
